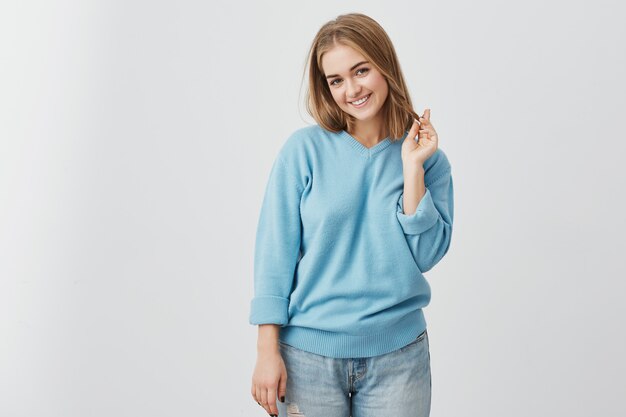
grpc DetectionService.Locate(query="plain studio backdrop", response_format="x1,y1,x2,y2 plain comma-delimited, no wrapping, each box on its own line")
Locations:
1,0,625,416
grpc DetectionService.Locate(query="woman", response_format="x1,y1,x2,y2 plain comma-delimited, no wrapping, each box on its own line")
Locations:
249,13,454,417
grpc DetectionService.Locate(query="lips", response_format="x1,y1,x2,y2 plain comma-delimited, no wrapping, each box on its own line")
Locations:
349,93,371,106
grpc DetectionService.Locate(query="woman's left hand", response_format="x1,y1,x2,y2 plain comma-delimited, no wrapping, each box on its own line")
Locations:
401,108,439,168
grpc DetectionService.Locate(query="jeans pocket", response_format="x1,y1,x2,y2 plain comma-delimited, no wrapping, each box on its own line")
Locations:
400,329,428,352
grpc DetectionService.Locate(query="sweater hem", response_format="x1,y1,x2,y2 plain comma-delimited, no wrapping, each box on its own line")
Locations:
278,309,426,358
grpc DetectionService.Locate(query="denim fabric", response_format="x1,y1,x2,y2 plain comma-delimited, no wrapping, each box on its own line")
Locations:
275,329,431,417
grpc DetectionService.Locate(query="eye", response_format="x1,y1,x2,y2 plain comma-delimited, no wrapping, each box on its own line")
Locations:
329,67,370,86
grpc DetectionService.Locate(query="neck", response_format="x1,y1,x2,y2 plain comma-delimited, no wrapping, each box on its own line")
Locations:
347,116,387,147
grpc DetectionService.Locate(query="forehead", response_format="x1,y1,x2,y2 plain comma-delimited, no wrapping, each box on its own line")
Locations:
321,44,366,74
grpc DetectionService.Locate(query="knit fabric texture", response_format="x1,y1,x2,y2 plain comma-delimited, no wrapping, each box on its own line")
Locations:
249,124,454,358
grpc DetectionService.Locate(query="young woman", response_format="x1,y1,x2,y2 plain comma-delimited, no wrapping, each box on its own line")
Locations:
249,13,454,417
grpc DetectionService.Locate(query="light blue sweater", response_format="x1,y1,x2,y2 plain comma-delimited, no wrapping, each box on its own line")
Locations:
249,124,454,358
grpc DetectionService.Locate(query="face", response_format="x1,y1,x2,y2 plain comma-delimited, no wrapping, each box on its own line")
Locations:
321,43,389,123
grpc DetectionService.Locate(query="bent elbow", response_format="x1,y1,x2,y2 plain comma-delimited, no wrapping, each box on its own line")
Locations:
417,227,453,273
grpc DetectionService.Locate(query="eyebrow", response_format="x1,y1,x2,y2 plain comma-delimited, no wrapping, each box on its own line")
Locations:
325,61,369,79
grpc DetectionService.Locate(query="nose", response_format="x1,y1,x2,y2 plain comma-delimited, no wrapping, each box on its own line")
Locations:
346,79,361,99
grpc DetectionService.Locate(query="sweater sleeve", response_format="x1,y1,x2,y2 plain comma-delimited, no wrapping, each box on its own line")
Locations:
396,165,454,273
249,155,303,326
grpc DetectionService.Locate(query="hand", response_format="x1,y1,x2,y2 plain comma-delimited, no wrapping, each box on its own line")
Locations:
251,349,287,416
401,108,439,168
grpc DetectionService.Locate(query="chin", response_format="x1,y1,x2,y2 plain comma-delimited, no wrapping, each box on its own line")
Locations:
352,110,377,121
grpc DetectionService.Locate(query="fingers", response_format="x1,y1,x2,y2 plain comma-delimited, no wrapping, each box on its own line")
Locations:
253,385,263,407
278,373,287,404
251,357,285,416
419,108,437,140
254,384,278,416
267,387,279,416
415,113,427,141
404,117,420,144
412,119,430,141
418,128,429,141
252,384,258,404
260,387,270,414
410,117,420,135
418,108,431,126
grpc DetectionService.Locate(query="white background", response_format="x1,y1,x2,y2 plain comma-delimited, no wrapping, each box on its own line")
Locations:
1,1,625,416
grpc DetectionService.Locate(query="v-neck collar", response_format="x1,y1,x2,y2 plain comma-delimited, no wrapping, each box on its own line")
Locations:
339,130,393,159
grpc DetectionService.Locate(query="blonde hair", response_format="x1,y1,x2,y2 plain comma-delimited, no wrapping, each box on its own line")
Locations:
303,13,419,141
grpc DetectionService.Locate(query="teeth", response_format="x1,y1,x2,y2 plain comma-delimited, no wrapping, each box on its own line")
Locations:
351,94,370,105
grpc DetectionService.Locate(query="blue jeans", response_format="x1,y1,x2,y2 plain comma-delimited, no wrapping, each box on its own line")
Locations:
275,329,431,417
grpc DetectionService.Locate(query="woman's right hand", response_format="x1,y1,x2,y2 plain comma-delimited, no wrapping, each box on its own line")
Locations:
401,108,438,168
251,348,287,416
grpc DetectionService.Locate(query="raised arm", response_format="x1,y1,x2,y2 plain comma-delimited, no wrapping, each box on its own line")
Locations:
397,164,454,273
398,110,454,273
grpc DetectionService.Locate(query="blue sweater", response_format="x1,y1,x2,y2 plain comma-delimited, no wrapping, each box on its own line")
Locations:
249,124,454,358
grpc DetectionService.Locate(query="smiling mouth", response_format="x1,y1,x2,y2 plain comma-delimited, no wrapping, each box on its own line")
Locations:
349,93,371,106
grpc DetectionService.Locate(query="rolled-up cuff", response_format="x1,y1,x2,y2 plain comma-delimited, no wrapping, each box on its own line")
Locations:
396,188,439,235
249,295,290,326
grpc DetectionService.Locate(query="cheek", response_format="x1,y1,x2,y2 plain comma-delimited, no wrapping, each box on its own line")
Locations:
373,76,388,92
331,90,344,106
373,79,389,100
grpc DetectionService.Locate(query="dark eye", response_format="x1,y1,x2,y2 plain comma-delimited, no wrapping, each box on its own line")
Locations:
329,68,370,86
330,68,370,85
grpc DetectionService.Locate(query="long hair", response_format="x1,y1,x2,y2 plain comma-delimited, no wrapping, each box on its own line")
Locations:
303,13,419,141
